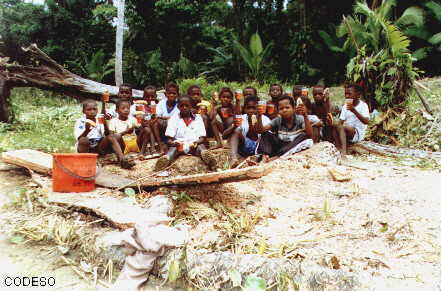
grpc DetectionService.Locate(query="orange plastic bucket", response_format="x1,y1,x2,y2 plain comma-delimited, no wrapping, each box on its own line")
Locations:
52,153,98,192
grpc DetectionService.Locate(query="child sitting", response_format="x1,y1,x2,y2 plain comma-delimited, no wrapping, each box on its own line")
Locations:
311,85,336,142
154,96,217,171
187,85,203,112
226,96,271,168
295,94,322,143
75,100,134,169
210,87,236,139
108,99,141,168
266,83,283,120
107,83,135,118
134,111,157,157
328,83,369,158
256,95,313,157
154,82,180,153
243,86,258,98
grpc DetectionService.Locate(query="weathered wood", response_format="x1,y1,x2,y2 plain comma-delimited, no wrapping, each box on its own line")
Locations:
349,141,441,161
140,164,273,188
47,191,149,229
0,76,12,122
1,149,135,189
0,44,144,99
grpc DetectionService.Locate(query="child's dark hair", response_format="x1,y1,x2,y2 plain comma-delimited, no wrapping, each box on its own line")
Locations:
277,95,295,108
187,85,200,95
219,87,233,99
165,82,179,93
116,99,131,110
269,84,283,93
244,86,258,95
312,85,324,91
144,85,156,91
244,95,260,107
178,95,191,105
120,83,133,90
82,99,97,111
348,83,363,93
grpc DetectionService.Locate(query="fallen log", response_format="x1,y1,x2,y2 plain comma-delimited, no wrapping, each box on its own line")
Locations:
349,141,441,161
0,44,144,99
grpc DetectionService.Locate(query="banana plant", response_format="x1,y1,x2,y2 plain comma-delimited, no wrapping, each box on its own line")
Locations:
233,32,272,81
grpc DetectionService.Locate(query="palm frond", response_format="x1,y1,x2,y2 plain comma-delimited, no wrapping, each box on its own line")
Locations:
377,0,397,20
428,32,441,45
384,22,410,56
249,32,263,58
412,47,432,60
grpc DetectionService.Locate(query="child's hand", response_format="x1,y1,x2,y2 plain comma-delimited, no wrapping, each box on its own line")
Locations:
126,127,135,134
324,88,330,101
326,113,334,126
85,119,96,128
295,104,307,116
346,102,354,112
104,113,112,120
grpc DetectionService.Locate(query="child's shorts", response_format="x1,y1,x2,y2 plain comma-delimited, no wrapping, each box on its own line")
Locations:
239,137,258,157
351,128,362,143
123,135,140,154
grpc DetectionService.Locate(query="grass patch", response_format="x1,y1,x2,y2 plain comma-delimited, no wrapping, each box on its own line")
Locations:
0,88,81,153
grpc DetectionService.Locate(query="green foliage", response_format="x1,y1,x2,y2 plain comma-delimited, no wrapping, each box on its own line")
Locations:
233,32,273,81
243,276,267,291
0,88,80,153
342,1,420,111
68,50,114,82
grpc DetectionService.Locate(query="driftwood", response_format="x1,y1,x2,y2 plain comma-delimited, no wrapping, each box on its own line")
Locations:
1,149,134,189
349,141,441,161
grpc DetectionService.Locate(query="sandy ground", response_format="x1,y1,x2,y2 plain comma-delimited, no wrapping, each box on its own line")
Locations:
1,147,441,290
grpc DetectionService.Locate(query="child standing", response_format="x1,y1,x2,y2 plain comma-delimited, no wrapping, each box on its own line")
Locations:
226,96,271,168
256,95,313,157
154,96,217,171
328,84,369,158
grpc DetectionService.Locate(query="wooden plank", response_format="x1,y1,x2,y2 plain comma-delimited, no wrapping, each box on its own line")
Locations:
140,164,273,187
1,149,135,189
46,191,148,229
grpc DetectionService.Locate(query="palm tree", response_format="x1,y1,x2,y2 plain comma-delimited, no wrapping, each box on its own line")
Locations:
115,0,125,86
233,32,272,81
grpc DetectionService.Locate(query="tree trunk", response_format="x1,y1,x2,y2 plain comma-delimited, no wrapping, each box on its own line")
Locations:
0,76,12,123
115,0,125,86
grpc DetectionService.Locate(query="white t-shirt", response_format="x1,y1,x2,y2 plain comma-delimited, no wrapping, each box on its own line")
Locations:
339,100,370,141
156,99,179,118
165,113,206,144
108,116,139,134
308,115,320,124
74,116,105,148
240,114,271,138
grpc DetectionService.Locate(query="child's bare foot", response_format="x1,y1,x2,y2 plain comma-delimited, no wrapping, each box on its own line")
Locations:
155,155,170,171
201,150,217,170
159,143,168,155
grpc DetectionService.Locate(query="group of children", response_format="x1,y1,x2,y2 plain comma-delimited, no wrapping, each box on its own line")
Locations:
75,82,370,170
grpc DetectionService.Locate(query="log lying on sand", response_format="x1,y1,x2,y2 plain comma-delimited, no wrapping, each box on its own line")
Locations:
0,44,144,99
350,141,441,161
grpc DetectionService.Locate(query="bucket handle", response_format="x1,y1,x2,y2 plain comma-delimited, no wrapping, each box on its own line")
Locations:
53,157,99,181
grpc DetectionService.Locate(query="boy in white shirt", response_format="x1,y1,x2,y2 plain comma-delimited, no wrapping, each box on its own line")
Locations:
328,84,370,158
154,96,217,171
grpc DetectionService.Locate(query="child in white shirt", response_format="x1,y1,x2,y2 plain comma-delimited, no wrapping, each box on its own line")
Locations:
154,96,217,171
328,84,370,158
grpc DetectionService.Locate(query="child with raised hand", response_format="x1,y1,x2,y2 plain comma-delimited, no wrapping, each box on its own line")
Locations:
310,85,334,142
154,95,217,171
108,99,140,169
328,83,369,158
187,85,224,149
266,84,283,120
210,87,236,139
256,95,313,157
226,95,271,168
